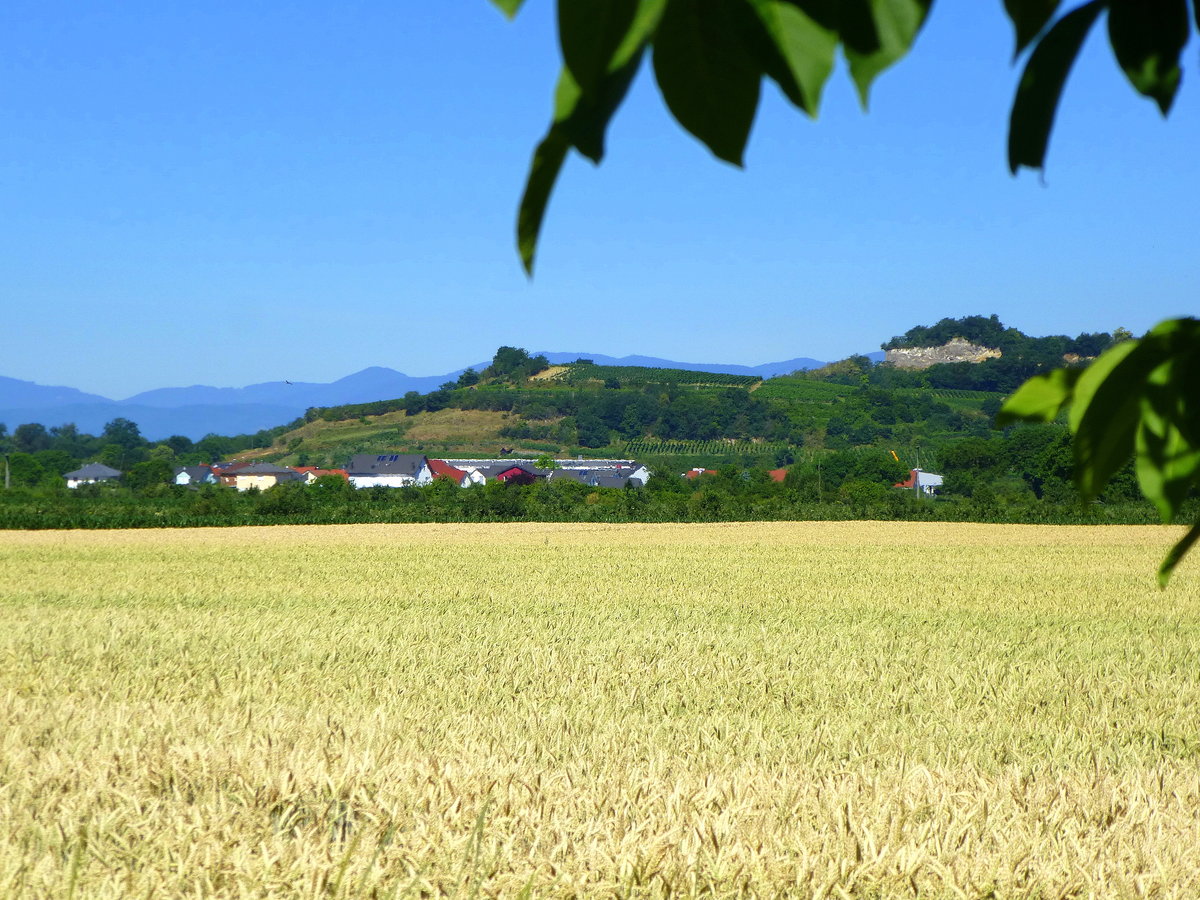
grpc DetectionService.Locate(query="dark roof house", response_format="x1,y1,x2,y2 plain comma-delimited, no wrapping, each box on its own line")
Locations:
346,454,430,477
64,463,122,488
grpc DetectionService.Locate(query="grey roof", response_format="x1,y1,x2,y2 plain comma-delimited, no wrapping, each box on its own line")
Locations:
230,463,298,476
174,466,215,482
592,473,634,489
546,469,591,484
346,453,429,477
64,463,122,480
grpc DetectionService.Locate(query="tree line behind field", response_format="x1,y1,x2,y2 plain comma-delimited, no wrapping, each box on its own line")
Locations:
0,451,1174,531
0,320,1176,527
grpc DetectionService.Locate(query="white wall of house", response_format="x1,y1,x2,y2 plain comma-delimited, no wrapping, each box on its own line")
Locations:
350,474,416,489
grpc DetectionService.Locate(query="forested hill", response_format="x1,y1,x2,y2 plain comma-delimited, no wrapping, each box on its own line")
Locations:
875,315,1125,394
883,314,1118,358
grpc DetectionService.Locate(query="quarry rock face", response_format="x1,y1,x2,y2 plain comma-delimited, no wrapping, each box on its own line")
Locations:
884,338,1002,370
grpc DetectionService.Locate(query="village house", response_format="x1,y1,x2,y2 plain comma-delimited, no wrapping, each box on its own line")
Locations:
225,463,304,492
426,459,471,487
63,463,122,489
895,468,944,495
173,465,218,487
548,468,640,489
346,454,433,489
213,461,255,488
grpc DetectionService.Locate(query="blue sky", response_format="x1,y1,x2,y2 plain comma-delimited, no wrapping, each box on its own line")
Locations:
2,2,1196,398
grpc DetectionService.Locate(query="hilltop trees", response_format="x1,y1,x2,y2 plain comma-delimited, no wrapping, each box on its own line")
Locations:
485,346,550,383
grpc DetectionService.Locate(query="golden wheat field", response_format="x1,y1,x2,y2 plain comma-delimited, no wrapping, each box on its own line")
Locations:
2,522,1199,899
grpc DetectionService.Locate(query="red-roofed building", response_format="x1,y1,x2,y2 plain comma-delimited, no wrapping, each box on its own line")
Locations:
894,468,944,495
683,468,719,480
767,468,789,483
427,459,471,487
494,464,544,486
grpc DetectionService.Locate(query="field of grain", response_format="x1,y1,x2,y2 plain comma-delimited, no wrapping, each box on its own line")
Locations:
2,522,1199,898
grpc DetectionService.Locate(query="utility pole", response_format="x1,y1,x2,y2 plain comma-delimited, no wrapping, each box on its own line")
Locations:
4,455,9,490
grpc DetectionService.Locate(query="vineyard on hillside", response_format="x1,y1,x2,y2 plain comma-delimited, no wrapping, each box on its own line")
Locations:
622,438,788,457
560,364,760,387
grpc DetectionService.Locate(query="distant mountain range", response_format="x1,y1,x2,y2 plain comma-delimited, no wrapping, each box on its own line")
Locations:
1,351,880,441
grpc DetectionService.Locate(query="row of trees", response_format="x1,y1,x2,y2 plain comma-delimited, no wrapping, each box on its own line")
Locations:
0,417,294,489
0,447,1166,531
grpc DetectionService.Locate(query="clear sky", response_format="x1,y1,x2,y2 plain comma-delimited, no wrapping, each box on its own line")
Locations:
2,2,1196,398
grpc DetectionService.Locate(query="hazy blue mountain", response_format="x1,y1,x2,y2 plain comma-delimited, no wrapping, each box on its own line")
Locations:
122,366,458,409
0,375,115,409
534,352,827,377
0,403,303,442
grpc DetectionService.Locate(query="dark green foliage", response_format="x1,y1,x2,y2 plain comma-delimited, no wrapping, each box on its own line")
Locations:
13,423,52,454
1000,317,1200,583
485,347,551,382
124,458,175,492
0,448,1178,533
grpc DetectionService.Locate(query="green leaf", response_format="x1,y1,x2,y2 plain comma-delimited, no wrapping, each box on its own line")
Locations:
745,0,838,115
1007,0,1105,173
1136,410,1200,521
1068,337,1153,500
1004,0,1063,57
1132,323,1200,519
1159,517,1200,586
517,2,665,276
489,0,526,20
517,130,569,275
840,0,933,108
558,0,640,98
652,0,763,165
1107,0,1189,115
558,0,664,162
996,366,1082,426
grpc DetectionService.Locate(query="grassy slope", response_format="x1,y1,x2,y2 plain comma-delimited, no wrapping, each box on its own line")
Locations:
240,363,1005,469
243,408,538,466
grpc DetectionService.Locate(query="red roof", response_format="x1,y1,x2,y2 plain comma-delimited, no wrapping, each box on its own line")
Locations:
428,459,468,483
894,469,919,488
683,468,719,480
767,468,788,483
496,465,541,484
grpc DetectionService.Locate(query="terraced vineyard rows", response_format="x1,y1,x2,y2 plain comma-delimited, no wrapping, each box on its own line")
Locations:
561,364,761,387
622,438,788,456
